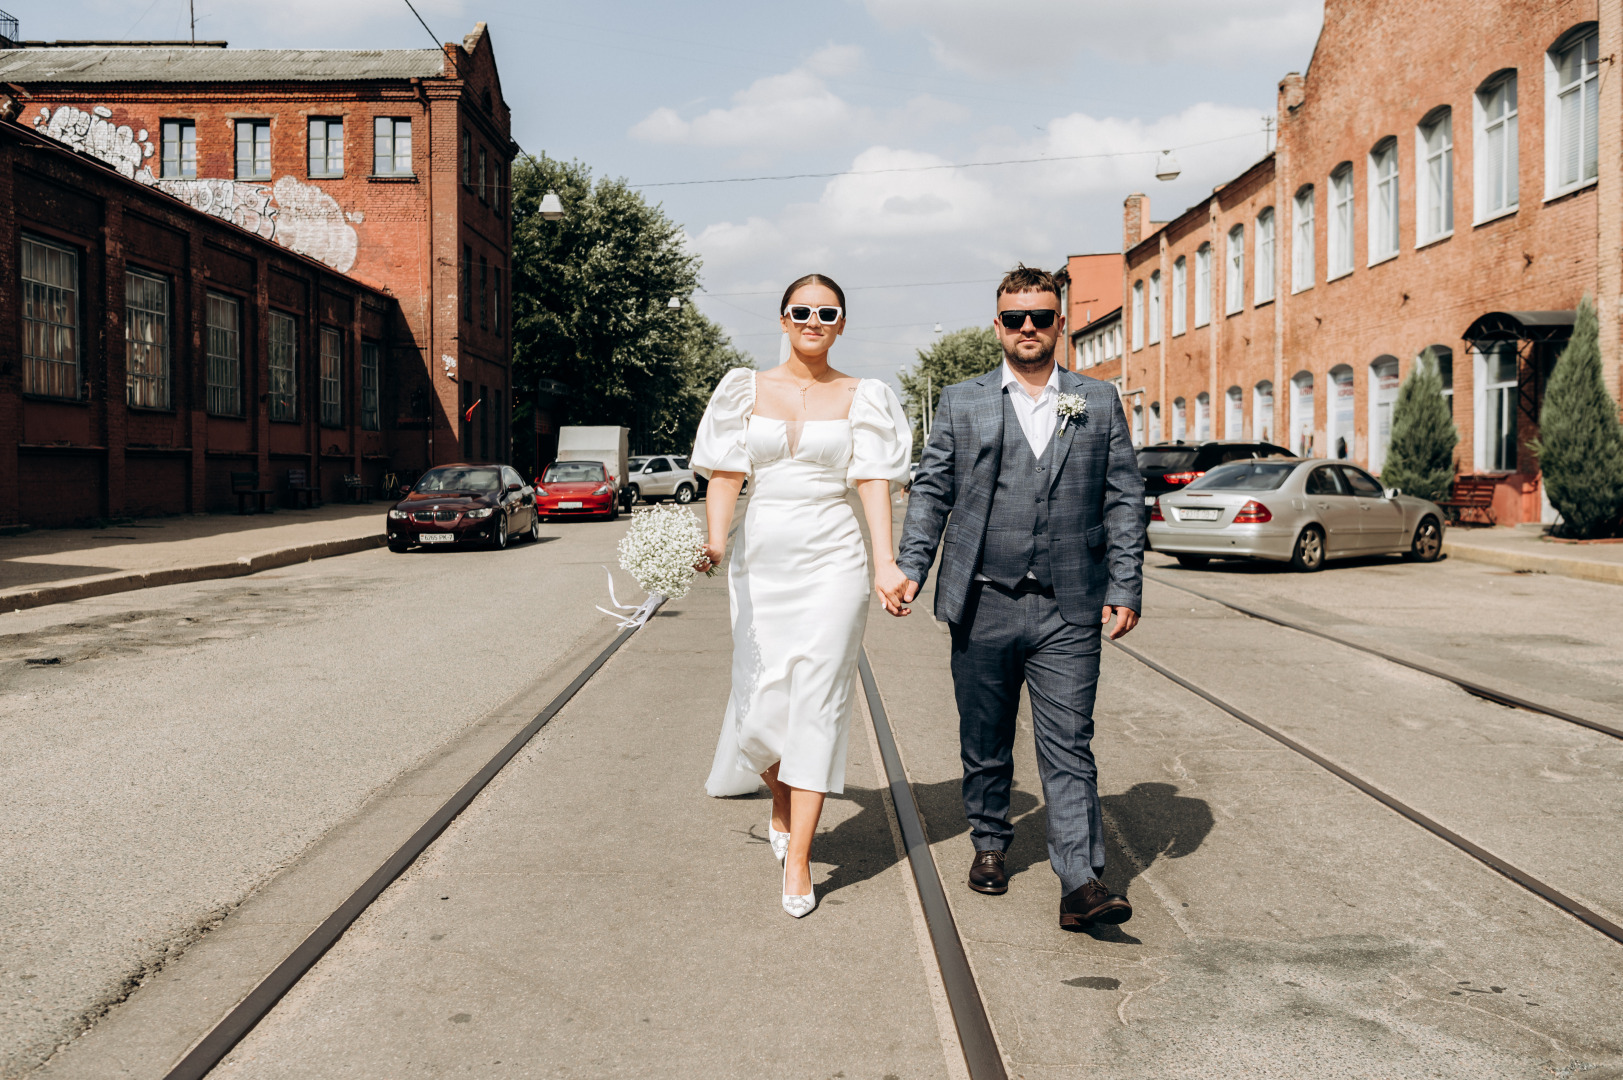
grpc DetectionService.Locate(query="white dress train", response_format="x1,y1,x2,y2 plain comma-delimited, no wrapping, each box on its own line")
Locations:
690,369,912,796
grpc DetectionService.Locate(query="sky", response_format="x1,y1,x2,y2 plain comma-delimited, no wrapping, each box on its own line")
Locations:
24,0,1324,385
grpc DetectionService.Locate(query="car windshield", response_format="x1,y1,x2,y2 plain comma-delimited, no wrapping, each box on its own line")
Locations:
1186,461,1297,491
1137,448,1199,471
628,457,649,471
543,461,606,483
414,466,501,494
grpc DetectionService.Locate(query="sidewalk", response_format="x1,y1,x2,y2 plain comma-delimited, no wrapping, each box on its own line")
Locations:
1442,524,1623,585
0,505,386,611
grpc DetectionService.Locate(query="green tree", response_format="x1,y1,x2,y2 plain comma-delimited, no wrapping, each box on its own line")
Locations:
897,326,1002,457
1380,347,1459,502
510,155,752,454
1531,296,1623,538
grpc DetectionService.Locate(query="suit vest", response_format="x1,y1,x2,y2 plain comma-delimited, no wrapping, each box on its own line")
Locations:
976,390,1055,588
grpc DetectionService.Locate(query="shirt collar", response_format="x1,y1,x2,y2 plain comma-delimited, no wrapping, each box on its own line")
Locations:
1001,360,1061,399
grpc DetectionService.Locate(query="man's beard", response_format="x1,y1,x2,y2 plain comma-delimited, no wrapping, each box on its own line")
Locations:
1003,337,1056,373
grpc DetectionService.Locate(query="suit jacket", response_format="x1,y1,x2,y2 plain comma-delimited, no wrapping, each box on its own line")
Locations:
896,365,1146,627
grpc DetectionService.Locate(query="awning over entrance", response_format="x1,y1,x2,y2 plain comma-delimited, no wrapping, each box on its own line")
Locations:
1462,310,1575,350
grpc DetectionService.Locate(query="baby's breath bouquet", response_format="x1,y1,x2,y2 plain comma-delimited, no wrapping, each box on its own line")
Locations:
599,504,714,627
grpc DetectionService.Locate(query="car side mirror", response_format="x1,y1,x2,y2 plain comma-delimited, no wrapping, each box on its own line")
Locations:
506,482,522,492
398,484,411,495
1383,486,1400,499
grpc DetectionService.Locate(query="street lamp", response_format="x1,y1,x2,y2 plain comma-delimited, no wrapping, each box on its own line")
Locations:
538,190,565,220
667,296,681,309
933,322,944,334
1154,150,1181,182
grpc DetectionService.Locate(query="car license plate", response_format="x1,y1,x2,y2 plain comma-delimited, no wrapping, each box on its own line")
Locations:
559,501,583,509
1178,507,1221,521
1144,496,1156,506
418,533,454,543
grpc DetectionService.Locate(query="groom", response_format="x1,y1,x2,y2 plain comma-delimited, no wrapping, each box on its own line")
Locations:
887,264,1146,930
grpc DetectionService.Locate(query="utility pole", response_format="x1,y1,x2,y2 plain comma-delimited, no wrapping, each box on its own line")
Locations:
925,374,933,436
189,0,196,43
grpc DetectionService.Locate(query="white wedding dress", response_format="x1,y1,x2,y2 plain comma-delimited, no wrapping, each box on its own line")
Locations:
691,368,912,796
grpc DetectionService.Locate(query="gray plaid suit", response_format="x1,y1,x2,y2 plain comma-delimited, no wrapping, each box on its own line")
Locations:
897,365,1145,893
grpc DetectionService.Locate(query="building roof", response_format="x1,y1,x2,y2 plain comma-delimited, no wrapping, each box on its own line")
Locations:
0,46,447,84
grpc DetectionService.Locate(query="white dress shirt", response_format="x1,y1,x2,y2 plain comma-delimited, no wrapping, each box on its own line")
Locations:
1002,360,1060,457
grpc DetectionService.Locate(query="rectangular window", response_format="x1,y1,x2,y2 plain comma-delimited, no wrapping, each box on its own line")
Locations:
479,145,488,202
234,120,271,179
21,236,79,399
361,341,380,431
1481,345,1518,471
1476,74,1519,219
1147,271,1161,345
479,382,491,461
1293,187,1315,291
461,129,471,186
373,117,413,176
496,163,505,217
479,255,489,330
205,293,242,416
1255,208,1275,302
308,118,344,177
1551,31,1600,194
1369,141,1399,262
126,269,170,409
1194,243,1212,327
320,327,343,427
1329,166,1354,277
161,120,196,179
494,266,504,336
1131,280,1144,350
462,244,473,322
1171,256,1187,335
269,311,298,421
1418,111,1454,241
1225,225,1245,314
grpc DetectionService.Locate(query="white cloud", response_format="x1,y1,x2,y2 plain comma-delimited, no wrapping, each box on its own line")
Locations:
861,0,1321,77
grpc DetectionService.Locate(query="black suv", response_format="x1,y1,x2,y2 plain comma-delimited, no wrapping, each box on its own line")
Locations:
1138,440,1295,523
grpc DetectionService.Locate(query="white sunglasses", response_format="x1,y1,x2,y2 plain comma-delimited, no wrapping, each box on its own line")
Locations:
783,304,844,324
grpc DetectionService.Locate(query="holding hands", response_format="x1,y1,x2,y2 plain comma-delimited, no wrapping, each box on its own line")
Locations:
874,562,917,617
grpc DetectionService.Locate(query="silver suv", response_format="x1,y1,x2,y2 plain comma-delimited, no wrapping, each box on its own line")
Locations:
626,454,699,504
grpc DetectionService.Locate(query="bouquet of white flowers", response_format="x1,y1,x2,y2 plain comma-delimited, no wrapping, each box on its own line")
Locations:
598,504,713,628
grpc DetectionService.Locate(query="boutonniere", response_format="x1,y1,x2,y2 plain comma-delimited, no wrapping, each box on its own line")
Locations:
1057,392,1087,434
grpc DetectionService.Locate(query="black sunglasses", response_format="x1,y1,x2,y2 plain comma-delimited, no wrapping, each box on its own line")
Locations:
998,308,1058,330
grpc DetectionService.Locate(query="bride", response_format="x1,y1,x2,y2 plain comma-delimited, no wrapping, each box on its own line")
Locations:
691,274,912,918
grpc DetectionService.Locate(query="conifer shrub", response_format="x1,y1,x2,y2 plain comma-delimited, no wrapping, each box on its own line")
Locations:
1380,348,1458,503
1531,296,1623,538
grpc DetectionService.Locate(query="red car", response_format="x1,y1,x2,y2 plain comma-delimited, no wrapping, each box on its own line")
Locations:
534,460,620,521
386,463,540,551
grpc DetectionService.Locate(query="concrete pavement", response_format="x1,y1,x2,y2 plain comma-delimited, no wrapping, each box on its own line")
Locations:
1443,525,1623,585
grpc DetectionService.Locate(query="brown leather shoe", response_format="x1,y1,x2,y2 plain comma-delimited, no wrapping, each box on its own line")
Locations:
1059,880,1131,930
968,850,1008,895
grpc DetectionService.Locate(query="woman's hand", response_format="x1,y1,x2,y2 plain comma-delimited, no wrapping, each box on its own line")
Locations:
873,559,913,617
695,540,725,575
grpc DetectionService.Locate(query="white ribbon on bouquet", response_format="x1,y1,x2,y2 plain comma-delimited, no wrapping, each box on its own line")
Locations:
596,566,663,630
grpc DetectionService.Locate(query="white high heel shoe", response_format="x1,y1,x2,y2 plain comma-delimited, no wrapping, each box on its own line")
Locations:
782,861,817,919
768,823,789,863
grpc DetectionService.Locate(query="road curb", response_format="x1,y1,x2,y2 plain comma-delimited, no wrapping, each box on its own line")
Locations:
0,533,388,612
1441,537,1623,586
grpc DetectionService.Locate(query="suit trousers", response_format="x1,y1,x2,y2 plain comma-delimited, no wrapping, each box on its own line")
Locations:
950,580,1104,894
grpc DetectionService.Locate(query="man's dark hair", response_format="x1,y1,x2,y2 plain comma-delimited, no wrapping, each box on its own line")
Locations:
997,263,1061,302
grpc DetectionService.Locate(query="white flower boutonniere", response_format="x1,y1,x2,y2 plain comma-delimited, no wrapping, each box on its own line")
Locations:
1057,392,1087,435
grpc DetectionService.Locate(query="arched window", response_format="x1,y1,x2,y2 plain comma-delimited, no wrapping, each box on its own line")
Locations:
1368,139,1399,262
1329,364,1355,459
1132,401,1145,446
1172,256,1188,336
1172,396,1188,442
1195,391,1212,440
1329,163,1355,278
1368,356,1401,472
1194,243,1213,327
1149,401,1163,444
1292,186,1315,292
1255,208,1276,303
1253,380,1275,442
1423,344,1455,417
1291,371,1316,456
1131,280,1145,351
1225,386,1244,439
1415,107,1453,243
1547,24,1600,197
1475,69,1519,220
1148,270,1162,345
1225,225,1245,314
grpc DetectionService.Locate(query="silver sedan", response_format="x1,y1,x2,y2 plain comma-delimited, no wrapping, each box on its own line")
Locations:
1147,458,1446,572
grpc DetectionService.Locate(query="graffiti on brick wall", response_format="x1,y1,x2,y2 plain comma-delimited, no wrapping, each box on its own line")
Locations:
31,103,360,274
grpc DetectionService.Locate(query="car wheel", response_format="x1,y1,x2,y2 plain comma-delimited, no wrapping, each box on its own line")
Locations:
1407,516,1442,562
492,520,509,551
626,484,641,506
1175,554,1209,569
608,499,620,522
388,538,410,553
528,515,542,543
1290,525,1326,572
675,483,695,505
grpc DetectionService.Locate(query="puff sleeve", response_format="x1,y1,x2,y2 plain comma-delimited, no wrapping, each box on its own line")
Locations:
846,379,914,491
690,367,756,479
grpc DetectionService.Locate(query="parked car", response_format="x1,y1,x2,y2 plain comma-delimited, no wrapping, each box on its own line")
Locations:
1147,457,1446,572
385,464,539,552
534,460,620,521
1138,440,1296,517
626,454,699,504
674,456,707,499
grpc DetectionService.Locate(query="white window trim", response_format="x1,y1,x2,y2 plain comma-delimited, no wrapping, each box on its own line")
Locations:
1254,208,1276,305
1225,226,1245,315
1367,141,1400,266
1252,383,1274,442
1292,189,1315,293
1366,360,1400,473
1131,280,1145,351
1544,28,1600,202
1147,271,1162,345
1328,166,1355,281
1415,230,1454,251
1194,244,1212,327
1171,257,1187,336
1414,111,1454,246
1472,75,1519,225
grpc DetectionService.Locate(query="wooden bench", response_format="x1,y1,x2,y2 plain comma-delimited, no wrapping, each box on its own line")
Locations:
285,468,321,509
342,473,373,503
230,471,276,515
1438,475,1497,525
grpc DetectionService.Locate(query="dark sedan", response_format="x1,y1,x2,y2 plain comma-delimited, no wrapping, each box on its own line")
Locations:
385,464,540,551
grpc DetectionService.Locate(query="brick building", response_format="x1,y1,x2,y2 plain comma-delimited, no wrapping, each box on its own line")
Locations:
1119,0,1617,525
1060,252,1126,413
0,26,515,522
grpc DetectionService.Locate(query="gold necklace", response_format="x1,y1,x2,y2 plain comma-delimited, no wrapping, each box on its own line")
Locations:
796,374,819,410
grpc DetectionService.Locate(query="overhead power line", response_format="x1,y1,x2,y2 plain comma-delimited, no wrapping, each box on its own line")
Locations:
703,277,992,297
401,0,443,51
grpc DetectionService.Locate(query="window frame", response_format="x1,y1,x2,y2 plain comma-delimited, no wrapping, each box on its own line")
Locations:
1254,208,1275,304
1474,71,1520,223
1292,186,1315,293
307,117,344,179
494,265,504,337
479,145,488,203
205,291,244,417
234,119,271,180
1172,396,1187,442
1474,344,1519,472
1147,270,1162,345
125,266,172,411
1171,256,1187,336
1367,138,1399,265
1195,391,1211,440
461,128,471,187
1131,279,1144,351
1328,163,1355,279
268,310,299,422
1225,224,1245,315
373,116,414,177
1545,25,1600,200
160,119,196,179
20,234,82,401
361,340,381,432
1415,108,1454,246
1194,243,1212,327
319,326,345,428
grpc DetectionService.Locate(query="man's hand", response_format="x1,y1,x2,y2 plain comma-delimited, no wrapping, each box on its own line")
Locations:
874,562,915,617
1102,604,1139,640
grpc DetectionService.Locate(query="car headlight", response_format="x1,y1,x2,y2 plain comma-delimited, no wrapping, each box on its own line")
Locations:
388,509,407,519
594,484,613,495
464,508,493,519
533,485,548,496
